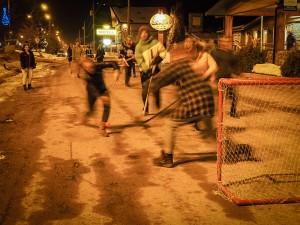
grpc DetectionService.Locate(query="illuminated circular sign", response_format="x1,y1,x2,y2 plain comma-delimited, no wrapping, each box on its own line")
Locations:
150,13,172,31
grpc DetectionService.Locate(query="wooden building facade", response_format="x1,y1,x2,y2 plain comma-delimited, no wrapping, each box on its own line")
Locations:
206,0,300,52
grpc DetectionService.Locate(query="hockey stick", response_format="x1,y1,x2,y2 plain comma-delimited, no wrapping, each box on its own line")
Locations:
136,97,179,125
142,75,153,116
4,64,21,72
3,64,11,70
87,98,179,131
0,57,11,63
121,57,129,67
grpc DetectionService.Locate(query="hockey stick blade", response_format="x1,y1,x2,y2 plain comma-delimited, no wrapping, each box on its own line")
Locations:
3,64,11,70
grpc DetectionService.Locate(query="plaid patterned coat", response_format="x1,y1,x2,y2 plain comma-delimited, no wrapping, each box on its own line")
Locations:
152,58,215,120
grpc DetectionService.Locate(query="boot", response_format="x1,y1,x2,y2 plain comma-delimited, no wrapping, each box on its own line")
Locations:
23,85,27,90
98,122,109,137
28,84,32,90
153,150,173,168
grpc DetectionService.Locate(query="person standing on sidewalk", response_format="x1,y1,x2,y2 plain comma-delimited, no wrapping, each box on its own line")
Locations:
95,44,105,62
135,25,166,115
79,56,120,137
20,43,36,90
67,43,73,73
119,35,136,87
85,44,94,58
149,39,215,168
72,41,83,78
286,31,296,50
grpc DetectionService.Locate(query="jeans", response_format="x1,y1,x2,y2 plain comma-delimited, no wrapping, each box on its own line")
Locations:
21,68,33,85
163,115,213,154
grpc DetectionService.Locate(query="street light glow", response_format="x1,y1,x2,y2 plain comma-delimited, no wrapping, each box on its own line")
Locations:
45,13,51,20
103,38,111,46
41,3,48,11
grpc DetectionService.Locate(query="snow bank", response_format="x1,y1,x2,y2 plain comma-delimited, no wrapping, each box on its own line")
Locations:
252,63,282,77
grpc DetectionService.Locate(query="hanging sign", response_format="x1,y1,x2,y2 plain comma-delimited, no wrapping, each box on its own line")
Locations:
96,29,116,36
284,0,297,11
150,12,172,31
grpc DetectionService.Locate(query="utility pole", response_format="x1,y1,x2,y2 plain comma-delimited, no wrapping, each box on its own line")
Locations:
79,29,80,43
92,0,95,52
8,0,11,39
127,0,131,35
83,21,86,46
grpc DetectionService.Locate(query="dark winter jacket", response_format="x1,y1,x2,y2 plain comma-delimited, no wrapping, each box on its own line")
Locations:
287,33,296,50
67,46,72,58
95,48,105,62
20,50,36,69
86,61,119,94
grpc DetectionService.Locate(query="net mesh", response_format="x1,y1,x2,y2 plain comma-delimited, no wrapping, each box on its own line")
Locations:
217,78,300,205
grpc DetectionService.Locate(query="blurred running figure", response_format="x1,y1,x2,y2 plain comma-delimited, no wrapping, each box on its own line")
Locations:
149,40,215,168
211,37,239,117
79,56,120,137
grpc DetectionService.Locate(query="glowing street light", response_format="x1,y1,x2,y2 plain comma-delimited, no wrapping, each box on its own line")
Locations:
41,3,48,11
44,13,51,20
103,24,110,29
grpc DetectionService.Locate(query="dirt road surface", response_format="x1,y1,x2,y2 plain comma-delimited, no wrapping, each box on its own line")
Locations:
0,56,299,225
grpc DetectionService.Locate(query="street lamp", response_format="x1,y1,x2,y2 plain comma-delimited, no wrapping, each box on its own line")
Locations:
41,3,48,11
44,13,51,31
150,9,173,44
90,0,96,52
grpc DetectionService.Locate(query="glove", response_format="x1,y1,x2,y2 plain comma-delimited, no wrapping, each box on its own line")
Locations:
150,56,163,66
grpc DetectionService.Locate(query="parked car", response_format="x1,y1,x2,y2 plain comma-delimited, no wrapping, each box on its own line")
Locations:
57,49,67,57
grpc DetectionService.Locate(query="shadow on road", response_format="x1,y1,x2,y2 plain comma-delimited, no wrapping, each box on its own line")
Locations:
173,152,217,167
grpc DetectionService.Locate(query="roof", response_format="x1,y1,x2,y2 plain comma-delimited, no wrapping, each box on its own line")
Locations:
110,6,169,24
205,0,300,16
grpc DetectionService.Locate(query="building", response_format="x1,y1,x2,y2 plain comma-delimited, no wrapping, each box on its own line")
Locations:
110,6,169,44
206,0,300,53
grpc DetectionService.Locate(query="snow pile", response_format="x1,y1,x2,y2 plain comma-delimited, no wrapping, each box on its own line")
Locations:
0,51,64,103
252,63,282,77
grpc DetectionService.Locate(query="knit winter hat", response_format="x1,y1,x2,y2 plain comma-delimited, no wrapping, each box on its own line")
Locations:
138,25,150,34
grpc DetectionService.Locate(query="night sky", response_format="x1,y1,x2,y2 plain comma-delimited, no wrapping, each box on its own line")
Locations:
9,0,254,44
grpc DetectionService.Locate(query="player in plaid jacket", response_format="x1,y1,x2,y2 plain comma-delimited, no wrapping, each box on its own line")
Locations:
150,40,215,168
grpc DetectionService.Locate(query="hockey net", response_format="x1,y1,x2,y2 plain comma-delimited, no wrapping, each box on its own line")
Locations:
217,78,300,205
